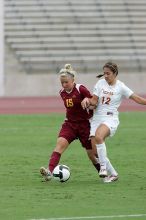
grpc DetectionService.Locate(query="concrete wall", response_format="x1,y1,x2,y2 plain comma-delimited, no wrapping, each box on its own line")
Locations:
5,45,146,97
5,72,146,97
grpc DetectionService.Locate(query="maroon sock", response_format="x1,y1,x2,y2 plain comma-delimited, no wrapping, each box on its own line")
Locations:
48,151,61,173
93,163,100,173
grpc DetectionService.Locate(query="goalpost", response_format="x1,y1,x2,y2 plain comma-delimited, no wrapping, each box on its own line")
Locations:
0,0,4,96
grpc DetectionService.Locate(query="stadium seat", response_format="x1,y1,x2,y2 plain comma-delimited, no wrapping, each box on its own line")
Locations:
5,0,146,73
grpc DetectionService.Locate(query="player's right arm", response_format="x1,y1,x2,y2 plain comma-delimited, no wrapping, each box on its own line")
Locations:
81,95,98,110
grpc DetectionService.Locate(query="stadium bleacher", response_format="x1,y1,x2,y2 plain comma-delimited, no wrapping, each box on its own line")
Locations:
5,0,146,73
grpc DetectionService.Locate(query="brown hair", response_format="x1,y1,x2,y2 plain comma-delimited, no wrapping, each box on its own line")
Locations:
97,62,118,78
103,62,118,75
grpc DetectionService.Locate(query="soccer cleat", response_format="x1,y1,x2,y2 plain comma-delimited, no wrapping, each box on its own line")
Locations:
103,175,119,183
40,167,52,181
99,169,108,178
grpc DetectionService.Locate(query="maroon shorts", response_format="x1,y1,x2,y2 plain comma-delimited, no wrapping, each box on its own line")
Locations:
58,120,92,150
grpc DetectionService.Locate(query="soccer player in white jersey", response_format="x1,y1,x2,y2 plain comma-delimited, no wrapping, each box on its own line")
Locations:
81,62,146,183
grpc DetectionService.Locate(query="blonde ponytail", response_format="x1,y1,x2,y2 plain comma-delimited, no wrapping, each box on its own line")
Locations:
59,64,76,78
64,64,72,70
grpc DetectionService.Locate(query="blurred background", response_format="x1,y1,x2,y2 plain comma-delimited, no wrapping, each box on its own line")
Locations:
1,0,146,97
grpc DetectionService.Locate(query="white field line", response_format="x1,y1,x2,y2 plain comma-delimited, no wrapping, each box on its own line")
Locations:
30,213,146,220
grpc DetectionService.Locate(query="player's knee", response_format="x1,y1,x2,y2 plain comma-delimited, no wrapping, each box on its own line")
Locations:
95,133,103,143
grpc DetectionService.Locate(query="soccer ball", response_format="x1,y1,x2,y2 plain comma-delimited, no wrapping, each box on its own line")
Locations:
52,164,70,182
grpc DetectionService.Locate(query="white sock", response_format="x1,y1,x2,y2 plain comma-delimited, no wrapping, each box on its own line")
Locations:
96,143,107,170
106,157,118,176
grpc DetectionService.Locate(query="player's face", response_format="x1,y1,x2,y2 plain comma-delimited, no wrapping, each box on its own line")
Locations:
103,67,117,85
60,76,74,91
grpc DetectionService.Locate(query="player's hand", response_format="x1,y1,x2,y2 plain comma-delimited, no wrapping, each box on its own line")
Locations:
81,98,90,109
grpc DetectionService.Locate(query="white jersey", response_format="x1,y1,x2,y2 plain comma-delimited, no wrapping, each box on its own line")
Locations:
93,79,133,118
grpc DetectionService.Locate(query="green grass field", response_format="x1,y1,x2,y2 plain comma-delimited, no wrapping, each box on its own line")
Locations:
0,113,146,220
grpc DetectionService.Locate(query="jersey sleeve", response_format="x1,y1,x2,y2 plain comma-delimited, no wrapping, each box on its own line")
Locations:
121,82,134,98
93,80,100,97
79,85,92,98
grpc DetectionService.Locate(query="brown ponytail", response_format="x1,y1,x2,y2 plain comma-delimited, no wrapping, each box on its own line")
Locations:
103,62,118,76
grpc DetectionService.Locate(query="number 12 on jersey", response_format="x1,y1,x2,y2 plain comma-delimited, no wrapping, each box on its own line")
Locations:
101,96,111,105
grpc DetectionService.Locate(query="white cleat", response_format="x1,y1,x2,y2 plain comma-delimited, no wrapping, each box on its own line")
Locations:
103,175,119,183
99,169,108,178
40,167,52,181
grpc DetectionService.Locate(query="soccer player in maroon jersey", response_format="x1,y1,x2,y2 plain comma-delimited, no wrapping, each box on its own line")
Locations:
40,64,100,181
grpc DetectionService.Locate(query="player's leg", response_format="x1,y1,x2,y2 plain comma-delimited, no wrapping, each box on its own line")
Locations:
95,124,110,177
95,121,119,181
91,135,118,179
86,148,100,173
48,137,69,173
103,157,119,183
40,121,75,181
78,121,100,173
40,137,69,181
89,137,100,172
99,119,119,182
106,157,118,177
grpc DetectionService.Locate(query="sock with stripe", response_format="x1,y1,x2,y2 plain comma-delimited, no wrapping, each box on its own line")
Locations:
48,151,61,173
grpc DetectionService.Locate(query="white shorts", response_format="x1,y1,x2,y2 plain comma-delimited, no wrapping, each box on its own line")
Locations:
90,116,119,137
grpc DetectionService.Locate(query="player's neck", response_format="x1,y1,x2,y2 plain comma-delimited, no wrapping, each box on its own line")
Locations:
108,79,117,86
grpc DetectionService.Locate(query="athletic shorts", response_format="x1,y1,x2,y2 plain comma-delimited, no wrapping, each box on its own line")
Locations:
58,120,92,150
90,116,119,137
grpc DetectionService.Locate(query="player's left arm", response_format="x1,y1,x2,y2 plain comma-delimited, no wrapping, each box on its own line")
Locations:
129,93,146,105
79,85,97,109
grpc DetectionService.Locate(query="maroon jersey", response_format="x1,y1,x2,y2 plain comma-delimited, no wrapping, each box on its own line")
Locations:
59,84,93,122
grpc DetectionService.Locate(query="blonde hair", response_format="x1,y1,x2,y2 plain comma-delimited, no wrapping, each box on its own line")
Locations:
59,64,76,78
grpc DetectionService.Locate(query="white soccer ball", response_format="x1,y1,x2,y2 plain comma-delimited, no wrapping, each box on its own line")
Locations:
52,164,70,182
